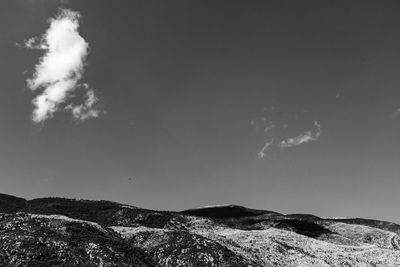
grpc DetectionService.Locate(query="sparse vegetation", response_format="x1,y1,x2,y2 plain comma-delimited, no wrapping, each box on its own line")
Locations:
1,194,400,266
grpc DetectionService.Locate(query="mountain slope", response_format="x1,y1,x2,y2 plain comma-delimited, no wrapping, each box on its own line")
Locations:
1,193,400,266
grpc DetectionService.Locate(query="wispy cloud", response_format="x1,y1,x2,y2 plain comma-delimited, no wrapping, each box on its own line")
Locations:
257,139,274,159
65,87,100,121
252,107,323,158
264,122,275,133
24,9,99,123
279,121,321,148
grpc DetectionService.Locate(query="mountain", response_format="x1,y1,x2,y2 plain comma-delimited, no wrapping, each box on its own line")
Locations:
1,193,400,266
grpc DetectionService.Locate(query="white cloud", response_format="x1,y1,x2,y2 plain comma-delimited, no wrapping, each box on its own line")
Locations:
25,9,99,123
252,107,323,158
65,89,100,121
279,121,321,148
257,139,274,159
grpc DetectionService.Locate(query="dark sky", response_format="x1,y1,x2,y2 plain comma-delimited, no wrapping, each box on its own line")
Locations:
1,0,400,222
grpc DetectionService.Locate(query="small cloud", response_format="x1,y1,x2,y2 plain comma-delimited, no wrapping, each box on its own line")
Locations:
257,139,274,159
24,8,100,123
65,89,100,121
279,121,321,148
21,37,45,50
252,107,322,158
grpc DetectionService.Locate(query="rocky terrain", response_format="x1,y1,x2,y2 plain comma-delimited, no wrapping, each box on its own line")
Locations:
1,193,400,266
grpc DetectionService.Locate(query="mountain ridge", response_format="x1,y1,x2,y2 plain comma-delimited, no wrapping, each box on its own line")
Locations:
1,193,400,266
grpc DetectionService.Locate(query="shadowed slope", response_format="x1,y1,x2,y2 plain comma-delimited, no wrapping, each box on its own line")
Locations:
181,204,281,219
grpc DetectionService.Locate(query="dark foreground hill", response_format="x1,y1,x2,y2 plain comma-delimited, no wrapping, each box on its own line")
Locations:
1,193,400,266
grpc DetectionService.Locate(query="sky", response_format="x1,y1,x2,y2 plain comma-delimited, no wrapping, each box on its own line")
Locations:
1,0,400,222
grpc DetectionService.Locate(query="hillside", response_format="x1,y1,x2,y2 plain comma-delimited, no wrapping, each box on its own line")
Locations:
1,193,400,266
